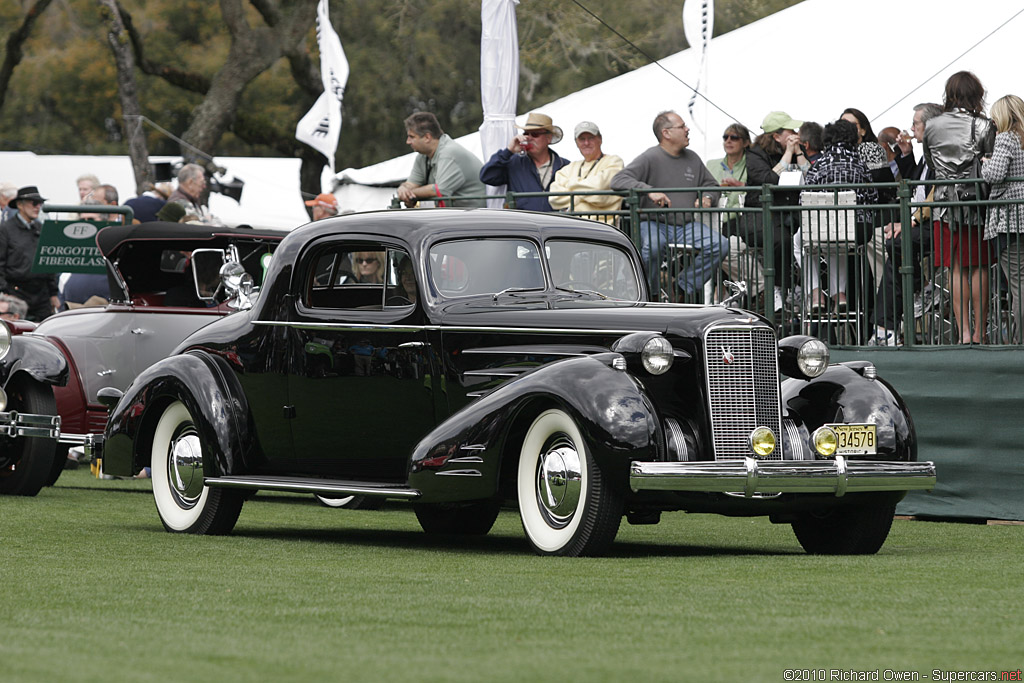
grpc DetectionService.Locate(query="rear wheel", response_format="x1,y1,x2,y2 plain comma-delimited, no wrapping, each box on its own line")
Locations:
516,408,622,556
791,500,897,555
151,401,243,534
0,379,58,497
314,494,385,510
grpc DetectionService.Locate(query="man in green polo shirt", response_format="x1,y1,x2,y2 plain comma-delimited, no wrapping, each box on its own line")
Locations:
398,112,486,208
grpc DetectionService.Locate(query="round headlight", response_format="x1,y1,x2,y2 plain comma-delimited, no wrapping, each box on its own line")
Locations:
641,336,674,375
0,322,11,361
749,426,776,458
797,338,829,378
812,426,838,457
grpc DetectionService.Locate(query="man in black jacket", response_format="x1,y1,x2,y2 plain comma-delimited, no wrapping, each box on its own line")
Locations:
0,186,59,321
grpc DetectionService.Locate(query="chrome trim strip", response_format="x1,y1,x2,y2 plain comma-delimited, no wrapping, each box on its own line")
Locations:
205,476,421,498
448,456,484,464
629,458,936,498
253,320,659,336
435,469,483,477
461,348,592,356
463,369,526,378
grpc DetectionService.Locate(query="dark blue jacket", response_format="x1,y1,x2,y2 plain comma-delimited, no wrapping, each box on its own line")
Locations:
479,148,569,212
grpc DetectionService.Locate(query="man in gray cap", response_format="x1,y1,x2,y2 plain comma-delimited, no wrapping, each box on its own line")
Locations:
0,186,59,321
549,121,624,224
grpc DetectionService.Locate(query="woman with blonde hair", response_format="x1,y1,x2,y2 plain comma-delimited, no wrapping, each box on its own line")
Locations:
982,94,1024,342
352,251,385,284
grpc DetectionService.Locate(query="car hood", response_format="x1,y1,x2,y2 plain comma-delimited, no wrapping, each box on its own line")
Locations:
436,299,768,339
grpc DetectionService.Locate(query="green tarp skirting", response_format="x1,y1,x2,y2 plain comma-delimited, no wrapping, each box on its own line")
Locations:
832,347,1024,521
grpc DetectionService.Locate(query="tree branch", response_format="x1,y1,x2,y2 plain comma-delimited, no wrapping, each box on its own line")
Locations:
0,0,55,110
116,0,211,93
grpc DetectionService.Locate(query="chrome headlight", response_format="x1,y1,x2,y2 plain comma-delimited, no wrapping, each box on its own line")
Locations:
778,335,829,380
641,336,674,375
0,321,11,361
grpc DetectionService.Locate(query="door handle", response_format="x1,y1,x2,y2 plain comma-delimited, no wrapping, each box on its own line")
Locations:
97,369,116,377
398,341,425,348
130,328,145,335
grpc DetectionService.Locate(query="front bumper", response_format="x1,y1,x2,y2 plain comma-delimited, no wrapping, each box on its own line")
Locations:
629,456,936,498
0,411,61,439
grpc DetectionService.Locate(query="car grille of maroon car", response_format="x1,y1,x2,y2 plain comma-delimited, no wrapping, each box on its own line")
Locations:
703,327,783,461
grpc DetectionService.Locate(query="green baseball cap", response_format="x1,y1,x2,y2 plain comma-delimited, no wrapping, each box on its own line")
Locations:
761,111,803,133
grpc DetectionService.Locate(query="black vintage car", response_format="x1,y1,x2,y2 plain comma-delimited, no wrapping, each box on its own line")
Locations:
92,209,935,556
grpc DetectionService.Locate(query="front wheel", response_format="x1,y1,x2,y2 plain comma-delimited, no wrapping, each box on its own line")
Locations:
517,408,622,556
0,379,59,496
791,500,897,555
151,401,243,534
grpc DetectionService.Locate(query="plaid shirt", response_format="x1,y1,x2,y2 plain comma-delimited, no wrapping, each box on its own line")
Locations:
804,142,878,222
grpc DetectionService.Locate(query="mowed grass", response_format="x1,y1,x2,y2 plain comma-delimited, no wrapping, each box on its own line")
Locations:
2,469,1022,683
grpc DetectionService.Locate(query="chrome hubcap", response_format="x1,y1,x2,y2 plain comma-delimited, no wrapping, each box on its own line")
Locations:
168,427,204,508
536,435,582,528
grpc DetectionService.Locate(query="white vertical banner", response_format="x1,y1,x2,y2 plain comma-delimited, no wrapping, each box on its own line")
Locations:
295,0,349,174
479,0,520,208
683,0,714,159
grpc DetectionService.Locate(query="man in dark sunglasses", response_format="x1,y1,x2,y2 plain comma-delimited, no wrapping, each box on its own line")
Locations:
0,186,60,321
480,112,569,212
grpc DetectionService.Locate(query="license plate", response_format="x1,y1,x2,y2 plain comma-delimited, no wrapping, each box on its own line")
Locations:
828,424,877,455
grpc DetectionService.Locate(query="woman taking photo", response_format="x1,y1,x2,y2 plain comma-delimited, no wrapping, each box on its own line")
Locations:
982,94,1024,343
924,71,995,344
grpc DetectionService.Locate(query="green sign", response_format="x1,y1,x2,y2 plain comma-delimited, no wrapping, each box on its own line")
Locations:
33,220,111,274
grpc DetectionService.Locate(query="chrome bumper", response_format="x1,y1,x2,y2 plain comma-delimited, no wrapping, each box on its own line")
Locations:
629,456,936,498
0,411,61,439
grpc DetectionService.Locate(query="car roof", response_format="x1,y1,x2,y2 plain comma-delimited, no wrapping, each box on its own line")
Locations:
97,221,288,258
287,208,635,249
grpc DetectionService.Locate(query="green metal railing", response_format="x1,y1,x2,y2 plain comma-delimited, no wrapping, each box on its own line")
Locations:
389,179,1024,348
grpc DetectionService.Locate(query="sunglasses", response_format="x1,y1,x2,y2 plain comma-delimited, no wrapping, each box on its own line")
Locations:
356,257,378,265
523,130,550,138
722,134,744,141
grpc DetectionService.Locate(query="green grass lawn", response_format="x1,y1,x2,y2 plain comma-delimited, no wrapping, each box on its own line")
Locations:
2,468,1022,683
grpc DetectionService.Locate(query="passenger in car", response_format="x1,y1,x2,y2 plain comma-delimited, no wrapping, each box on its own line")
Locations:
353,251,385,284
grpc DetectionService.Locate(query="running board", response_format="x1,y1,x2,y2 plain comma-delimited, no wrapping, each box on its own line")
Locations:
205,475,421,499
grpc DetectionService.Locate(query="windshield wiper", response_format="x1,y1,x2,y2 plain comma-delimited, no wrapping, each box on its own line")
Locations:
492,286,543,301
554,285,608,300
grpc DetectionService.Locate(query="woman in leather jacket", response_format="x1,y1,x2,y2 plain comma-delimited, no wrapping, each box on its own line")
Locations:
924,71,996,344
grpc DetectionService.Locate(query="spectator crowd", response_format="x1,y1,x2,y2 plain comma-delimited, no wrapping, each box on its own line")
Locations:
4,69,1023,346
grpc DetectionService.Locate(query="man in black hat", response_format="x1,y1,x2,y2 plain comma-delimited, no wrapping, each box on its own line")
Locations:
0,186,59,321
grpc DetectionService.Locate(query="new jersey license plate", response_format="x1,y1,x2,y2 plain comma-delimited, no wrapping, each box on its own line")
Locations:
828,424,877,455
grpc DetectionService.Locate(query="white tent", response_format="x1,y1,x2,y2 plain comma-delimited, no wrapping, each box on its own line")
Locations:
1,152,309,230
334,0,1024,212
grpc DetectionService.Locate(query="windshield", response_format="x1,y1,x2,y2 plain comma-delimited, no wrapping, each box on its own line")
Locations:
428,237,641,301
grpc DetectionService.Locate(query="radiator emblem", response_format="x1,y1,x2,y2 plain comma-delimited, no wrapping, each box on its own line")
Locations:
721,347,735,365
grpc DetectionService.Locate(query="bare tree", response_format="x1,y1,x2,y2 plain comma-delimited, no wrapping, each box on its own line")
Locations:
99,0,150,196
0,0,55,111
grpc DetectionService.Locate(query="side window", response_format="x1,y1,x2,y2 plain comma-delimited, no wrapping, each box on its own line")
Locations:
306,244,411,310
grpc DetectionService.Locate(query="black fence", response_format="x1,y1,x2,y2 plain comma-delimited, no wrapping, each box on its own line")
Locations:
391,179,1024,348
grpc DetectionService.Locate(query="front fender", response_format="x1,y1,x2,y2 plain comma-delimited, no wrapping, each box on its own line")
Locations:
0,334,68,388
782,362,917,462
409,353,658,503
102,351,254,478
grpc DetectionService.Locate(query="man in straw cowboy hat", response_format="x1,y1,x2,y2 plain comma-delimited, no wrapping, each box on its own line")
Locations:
0,186,60,321
480,112,569,212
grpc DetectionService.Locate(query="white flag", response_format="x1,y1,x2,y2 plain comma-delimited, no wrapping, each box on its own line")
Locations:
295,0,349,173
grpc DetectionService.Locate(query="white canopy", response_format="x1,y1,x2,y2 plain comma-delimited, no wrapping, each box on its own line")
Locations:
334,0,1024,211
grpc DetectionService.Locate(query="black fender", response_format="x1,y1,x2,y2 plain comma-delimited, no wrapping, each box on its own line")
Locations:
102,350,255,478
408,352,658,503
0,335,68,388
781,362,916,462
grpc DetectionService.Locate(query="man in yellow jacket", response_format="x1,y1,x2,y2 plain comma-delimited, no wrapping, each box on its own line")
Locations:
548,121,624,224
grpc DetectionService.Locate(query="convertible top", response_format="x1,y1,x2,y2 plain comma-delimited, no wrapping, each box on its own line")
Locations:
97,222,288,259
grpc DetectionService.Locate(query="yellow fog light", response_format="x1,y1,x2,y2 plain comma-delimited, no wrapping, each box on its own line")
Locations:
749,427,776,458
812,426,838,457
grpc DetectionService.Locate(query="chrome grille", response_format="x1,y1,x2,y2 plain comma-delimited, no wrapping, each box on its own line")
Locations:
704,326,782,460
